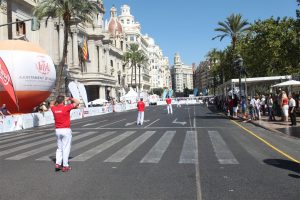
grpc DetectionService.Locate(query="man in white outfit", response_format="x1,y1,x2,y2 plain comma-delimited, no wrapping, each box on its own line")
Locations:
166,96,173,114
50,95,79,172
137,98,145,125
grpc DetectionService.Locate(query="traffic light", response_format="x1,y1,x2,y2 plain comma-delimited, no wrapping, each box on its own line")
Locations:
31,17,40,31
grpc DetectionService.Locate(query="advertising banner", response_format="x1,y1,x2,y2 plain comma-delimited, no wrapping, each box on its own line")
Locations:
0,57,18,108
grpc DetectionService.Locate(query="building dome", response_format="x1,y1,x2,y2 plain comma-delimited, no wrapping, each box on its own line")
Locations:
108,6,123,36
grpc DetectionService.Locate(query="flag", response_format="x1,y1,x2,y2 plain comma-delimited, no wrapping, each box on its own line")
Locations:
82,36,89,61
0,57,19,110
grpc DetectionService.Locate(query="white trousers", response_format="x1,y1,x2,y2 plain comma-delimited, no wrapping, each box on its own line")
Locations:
55,128,72,167
137,111,144,125
167,104,173,114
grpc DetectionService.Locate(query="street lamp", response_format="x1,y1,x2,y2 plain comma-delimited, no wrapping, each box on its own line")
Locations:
234,54,243,99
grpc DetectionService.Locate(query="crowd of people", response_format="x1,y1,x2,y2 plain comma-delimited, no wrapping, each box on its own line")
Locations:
215,91,299,126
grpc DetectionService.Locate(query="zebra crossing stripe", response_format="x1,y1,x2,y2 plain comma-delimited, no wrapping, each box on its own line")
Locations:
105,131,155,163
5,131,98,160
36,131,116,161
179,131,198,164
0,131,80,158
140,131,175,163
0,133,53,149
208,131,239,164
0,130,47,140
0,132,49,144
72,131,136,162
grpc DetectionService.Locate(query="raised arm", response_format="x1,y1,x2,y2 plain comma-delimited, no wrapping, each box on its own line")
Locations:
68,97,80,108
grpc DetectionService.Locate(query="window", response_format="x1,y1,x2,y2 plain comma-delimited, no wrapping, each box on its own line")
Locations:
121,41,124,50
130,36,134,41
16,19,26,36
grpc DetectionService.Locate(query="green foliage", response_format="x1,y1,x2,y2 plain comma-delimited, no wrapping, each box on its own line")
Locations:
33,0,100,95
152,88,164,96
183,87,193,97
123,44,147,90
213,13,250,50
238,17,300,77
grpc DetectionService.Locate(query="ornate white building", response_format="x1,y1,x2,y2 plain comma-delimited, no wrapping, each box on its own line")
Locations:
0,1,171,101
171,53,193,93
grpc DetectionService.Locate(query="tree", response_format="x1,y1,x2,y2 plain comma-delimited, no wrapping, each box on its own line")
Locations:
213,14,250,51
152,88,164,96
33,0,99,95
123,44,145,90
238,17,300,76
136,53,148,93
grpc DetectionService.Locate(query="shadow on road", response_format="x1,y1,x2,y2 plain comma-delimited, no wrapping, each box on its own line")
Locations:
194,116,226,120
276,127,300,138
263,159,300,178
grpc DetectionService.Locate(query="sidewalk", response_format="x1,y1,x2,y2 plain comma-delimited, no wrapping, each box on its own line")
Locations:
242,114,300,139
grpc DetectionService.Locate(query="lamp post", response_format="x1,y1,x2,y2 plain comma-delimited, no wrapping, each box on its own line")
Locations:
234,54,243,99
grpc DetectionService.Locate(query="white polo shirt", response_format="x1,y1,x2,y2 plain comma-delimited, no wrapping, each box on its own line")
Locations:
289,98,296,108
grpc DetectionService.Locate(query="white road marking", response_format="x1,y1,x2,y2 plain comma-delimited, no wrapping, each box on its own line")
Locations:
97,119,126,128
0,133,52,149
140,131,175,163
36,131,115,161
179,131,198,164
0,131,80,157
125,121,137,126
208,131,239,164
6,131,98,160
144,119,160,128
172,118,187,126
72,131,135,161
82,120,107,127
0,132,49,144
193,113,202,200
104,131,155,163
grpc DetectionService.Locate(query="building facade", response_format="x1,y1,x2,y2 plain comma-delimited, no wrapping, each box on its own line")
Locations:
171,53,193,93
0,1,171,102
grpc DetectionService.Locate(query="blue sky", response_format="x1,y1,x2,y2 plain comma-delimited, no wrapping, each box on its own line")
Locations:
104,0,298,66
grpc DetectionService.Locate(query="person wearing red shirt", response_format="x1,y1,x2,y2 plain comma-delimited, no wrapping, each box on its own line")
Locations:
166,96,173,114
137,98,145,125
50,95,79,172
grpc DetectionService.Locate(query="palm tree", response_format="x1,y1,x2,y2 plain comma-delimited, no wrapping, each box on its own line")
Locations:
213,14,249,50
136,53,148,93
123,44,145,90
33,0,100,95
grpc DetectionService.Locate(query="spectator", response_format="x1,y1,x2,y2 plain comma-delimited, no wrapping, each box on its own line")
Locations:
249,96,257,120
38,102,48,112
288,94,297,126
240,96,247,118
0,104,11,117
232,94,239,118
281,91,289,122
267,94,275,121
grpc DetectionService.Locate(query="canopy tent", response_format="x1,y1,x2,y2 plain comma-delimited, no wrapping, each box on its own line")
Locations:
120,88,138,101
271,80,300,87
88,99,108,106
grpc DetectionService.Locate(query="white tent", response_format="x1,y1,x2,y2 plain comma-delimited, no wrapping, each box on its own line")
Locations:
271,80,300,87
120,88,138,101
88,99,108,106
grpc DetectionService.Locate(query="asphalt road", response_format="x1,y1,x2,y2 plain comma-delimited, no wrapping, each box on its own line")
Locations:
0,104,300,200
